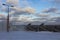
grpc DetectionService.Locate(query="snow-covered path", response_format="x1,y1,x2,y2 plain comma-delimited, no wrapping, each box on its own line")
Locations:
0,31,60,40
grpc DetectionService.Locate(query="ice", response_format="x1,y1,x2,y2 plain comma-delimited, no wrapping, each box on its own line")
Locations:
0,31,60,40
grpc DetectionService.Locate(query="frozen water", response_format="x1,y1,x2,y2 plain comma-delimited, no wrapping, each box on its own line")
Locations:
0,31,60,40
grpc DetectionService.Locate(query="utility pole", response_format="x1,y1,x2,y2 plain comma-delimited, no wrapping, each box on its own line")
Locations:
2,4,14,32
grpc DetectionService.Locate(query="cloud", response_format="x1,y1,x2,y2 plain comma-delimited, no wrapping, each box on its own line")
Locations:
1,6,8,12
18,15,33,22
13,7,35,14
1,6,35,17
19,0,33,8
0,0,60,25
6,0,31,7
10,7,25,16
6,0,19,6
36,13,50,17
9,14,50,25
10,15,34,22
42,8,58,13
0,0,1,4
32,17,47,22
9,15,34,25
0,14,6,21
1,0,35,16
31,14,60,25
42,0,54,2
1,13,60,25
41,0,60,8
9,6,35,17
0,0,3,10
54,0,60,3
10,12,50,24
24,7,35,14
45,16,60,25
55,10,60,14
42,0,60,3
9,15,48,25
48,17,60,21
0,14,6,18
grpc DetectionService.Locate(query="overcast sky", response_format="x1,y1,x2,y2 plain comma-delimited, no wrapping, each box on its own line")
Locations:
0,0,60,25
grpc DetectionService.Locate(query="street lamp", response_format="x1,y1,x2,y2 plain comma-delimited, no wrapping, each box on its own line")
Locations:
2,4,14,32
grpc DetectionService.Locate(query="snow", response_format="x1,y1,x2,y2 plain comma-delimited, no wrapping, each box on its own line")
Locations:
0,31,60,40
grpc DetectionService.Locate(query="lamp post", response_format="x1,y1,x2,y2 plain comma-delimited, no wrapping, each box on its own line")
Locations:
2,4,14,32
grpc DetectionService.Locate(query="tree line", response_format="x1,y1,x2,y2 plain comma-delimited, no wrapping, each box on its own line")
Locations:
25,23,60,32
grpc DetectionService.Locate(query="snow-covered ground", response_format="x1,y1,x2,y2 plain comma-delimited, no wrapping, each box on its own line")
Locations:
0,31,60,40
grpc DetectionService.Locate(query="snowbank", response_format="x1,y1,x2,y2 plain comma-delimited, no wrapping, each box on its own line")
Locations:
0,31,60,40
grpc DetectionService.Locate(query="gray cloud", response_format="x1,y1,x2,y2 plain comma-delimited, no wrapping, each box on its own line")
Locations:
9,15,34,22
10,7,35,17
1,6,35,17
0,0,60,25
54,0,60,4
0,14,6,22
36,13,50,17
0,13,60,25
45,17,60,25
42,8,58,13
31,16,60,25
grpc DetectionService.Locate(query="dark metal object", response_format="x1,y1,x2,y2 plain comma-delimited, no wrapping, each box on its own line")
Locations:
2,4,13,32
